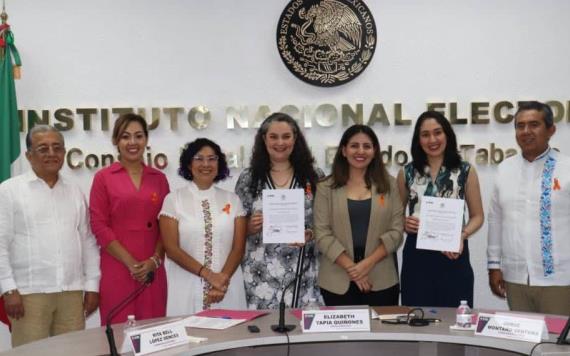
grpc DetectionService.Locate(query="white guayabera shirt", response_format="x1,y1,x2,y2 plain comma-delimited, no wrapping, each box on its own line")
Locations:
0,171,100,295
487,148,570,286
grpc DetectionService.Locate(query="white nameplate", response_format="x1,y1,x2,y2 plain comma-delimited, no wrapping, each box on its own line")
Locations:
302,309,370,333
125,320,189,355
475,313,548,343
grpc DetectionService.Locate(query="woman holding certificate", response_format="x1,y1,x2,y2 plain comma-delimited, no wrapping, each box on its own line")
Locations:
235,113,323,309
314,125,403,306
397,111,484,307
159,138,247,315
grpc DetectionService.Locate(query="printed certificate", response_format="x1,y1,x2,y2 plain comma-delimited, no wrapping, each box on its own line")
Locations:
262,189,305,244
416,196,464,252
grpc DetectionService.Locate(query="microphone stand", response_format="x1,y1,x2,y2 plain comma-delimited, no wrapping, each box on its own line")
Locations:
557,316,570,345
104,272,154,356
271,256,310,333
291,245,305,308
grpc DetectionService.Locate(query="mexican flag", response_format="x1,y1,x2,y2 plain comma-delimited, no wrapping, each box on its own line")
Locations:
0,17,21,183
0,14,21,330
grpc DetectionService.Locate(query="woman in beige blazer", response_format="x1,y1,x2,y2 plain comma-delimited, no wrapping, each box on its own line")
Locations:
314,125,404,306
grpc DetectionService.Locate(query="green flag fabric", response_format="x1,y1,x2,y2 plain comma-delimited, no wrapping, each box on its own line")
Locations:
0,23,21,183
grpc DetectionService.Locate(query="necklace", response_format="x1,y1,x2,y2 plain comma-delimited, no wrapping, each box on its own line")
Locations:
272,171,293,188
270,165,292,173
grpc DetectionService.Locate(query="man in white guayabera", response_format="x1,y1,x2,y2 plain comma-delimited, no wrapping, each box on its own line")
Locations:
487,101,570,315
0,125,100,347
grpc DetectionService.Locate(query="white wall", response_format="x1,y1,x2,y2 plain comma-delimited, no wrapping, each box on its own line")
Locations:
2,0,570,350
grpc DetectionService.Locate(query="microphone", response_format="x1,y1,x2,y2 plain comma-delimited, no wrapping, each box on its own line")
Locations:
271,260,311,333
557,316,570,345
104,272,154,356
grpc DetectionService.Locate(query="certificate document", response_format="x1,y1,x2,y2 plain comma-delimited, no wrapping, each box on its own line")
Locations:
416,196,464,253
262,189,305,244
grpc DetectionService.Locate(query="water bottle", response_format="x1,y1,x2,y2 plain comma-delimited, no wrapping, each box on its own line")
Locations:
455,300,472,328
305,298,320,311
124,314,136,333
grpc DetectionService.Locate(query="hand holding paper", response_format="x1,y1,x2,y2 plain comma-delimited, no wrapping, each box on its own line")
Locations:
404,216,420,234
442,238,464,260
416,196,464,253
247,211,263,235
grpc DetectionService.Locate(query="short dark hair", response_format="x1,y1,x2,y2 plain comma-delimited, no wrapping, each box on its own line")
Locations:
178,138,229,182
411,111,461,174
26,125,64,150
112,113,149,145
330,125,391,194
514,101,554,128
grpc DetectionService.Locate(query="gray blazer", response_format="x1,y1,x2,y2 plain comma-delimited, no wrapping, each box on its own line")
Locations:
313,176,404,295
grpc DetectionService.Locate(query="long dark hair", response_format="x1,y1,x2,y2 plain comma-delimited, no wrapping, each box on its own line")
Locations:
248,112,318,198
411,111,461,174
330,125,391,194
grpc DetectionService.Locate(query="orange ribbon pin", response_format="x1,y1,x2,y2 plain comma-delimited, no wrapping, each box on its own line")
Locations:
150,192,159,204
222,203,231,214
553,178,561,191
305,183,313,199
378,195,385,207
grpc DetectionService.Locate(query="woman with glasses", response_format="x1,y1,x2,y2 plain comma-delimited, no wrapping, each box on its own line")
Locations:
89,113,169,325
397,111,484,308
314,125,403,306
235,112,323,309
159,138,247,315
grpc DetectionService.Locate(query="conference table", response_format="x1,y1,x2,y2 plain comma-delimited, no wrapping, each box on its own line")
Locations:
1,308,569,356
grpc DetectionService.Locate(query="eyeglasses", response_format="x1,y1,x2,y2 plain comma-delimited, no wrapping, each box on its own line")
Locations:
192,155,218,163
32,145,66,155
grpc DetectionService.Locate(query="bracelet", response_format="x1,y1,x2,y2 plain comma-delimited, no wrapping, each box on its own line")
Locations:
197,265,205,277
150,256,160,269
152,255,161,266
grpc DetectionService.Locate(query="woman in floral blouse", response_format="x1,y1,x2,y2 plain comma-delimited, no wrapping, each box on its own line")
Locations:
235,113,323,309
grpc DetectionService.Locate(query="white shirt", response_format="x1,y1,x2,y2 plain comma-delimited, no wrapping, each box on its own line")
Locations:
0,171,100,295
487,148,570,286
160,181,246,316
